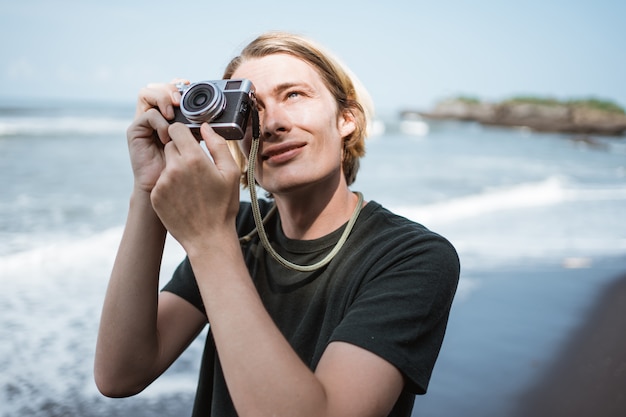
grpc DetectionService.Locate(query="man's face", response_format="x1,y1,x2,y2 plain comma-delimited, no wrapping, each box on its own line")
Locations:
232,54,355,196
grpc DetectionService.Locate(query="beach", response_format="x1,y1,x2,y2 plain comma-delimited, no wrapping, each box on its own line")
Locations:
412,256,626,417
4,253,624,417
511,269,626,417
1,101,625,416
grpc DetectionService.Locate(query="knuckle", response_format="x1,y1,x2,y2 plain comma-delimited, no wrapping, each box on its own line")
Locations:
168,122,186,136
145,107,161,118
186,152,205,168
125,123,136,138
150,183,163,205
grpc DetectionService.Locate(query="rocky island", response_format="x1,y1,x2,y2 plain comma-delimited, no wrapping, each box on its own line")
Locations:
414,96,626,137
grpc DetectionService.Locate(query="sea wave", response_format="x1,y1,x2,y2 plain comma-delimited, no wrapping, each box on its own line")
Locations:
0,227,192,408
392,175,626,225
3,175,625,269
0,115,131,137
0,226,200,417
0,227,185,284
388,176,626,269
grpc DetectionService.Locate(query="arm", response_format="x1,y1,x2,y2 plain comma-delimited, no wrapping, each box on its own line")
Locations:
150,126,404,417
94,81,206,397
190,235,404,417
94,189,206,397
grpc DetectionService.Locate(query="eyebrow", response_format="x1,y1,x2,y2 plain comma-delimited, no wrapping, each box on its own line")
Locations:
272,82,315,96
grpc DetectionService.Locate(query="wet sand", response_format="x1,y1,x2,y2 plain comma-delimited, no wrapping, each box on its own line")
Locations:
412,256,626,417
511,272,626,417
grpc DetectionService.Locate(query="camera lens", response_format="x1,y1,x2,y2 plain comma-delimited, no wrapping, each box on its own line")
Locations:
192,93,208,108
180,82,226,124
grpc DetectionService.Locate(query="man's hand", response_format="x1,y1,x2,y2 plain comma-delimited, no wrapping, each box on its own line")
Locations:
150,122,241,252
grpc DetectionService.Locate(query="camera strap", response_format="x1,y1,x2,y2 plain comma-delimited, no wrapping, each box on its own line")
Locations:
244,109,364,272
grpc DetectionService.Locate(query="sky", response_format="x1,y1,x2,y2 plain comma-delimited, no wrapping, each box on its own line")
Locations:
1,0,625,114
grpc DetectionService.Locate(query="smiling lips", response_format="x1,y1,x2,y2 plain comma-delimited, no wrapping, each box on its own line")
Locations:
261,142,306,164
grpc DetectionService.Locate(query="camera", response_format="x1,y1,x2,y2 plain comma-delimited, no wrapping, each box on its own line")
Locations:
171,79,256,140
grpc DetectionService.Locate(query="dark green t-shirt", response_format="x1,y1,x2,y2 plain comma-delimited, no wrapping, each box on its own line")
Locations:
163,199,460,417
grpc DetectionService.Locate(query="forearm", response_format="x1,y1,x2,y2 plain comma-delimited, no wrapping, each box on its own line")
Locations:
95,188,167,394
187,233,329,417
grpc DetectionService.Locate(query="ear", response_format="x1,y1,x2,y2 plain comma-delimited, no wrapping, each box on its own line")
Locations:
338,109,356,139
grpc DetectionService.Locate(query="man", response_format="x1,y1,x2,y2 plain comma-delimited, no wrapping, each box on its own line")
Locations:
95,32,459,417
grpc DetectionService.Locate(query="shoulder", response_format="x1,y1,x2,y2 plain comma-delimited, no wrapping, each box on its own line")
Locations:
349,200,460,289
330,204,459,394
358,201,458,260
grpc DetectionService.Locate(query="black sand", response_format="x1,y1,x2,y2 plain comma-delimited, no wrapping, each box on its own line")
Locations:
511,272,626,417
412,256,626,417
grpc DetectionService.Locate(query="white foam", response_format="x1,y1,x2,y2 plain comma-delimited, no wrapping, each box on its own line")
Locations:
388,176,626,269
0,115,131,137
394,176,626,226
394,176,568,225
0,228,190,413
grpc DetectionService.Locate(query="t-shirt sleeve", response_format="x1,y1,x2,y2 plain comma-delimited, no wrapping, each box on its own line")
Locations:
161,199,273,317
162,256,206,316
329,231,460,395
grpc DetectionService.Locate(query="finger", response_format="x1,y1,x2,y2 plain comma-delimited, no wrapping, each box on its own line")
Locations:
137,83,179,119
147,108,173,144
132,107,172,145
201,123,238,174
168,122,203,153
162,138,180,160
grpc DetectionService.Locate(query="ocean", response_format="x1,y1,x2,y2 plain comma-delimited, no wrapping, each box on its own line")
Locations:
1,100,625,416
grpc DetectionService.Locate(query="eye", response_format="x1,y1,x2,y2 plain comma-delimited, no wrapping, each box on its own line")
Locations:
287,91,301,99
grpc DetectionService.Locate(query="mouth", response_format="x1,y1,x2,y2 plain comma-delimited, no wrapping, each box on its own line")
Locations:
261,142,306,162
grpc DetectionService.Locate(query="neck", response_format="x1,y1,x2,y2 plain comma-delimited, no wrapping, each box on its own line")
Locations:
273,183,361,240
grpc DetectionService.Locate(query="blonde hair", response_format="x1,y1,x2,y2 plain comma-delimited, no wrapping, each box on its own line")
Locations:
224,31,373,187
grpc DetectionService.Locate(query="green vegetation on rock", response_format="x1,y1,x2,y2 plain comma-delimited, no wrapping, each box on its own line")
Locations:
503,96,564,107
452,95,626,115
433,94,626,136
568,98,625,115
454,95,481,104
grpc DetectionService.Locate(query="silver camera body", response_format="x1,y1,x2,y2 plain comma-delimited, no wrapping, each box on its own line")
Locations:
172,79,256,140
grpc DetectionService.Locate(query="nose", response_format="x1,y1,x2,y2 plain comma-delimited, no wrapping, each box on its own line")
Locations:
261,103,291,140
